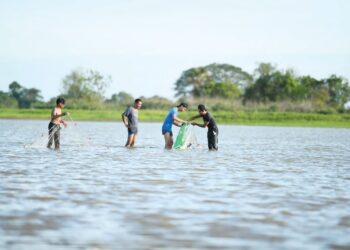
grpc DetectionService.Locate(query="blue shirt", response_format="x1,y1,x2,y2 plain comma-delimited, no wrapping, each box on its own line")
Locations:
162,107,178,132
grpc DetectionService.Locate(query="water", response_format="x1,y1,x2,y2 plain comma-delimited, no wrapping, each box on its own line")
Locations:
1,119,350,250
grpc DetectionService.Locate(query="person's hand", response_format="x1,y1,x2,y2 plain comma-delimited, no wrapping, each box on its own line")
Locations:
63,123,68,128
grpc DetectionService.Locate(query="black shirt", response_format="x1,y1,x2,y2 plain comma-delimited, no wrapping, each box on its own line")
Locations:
202,112,218,131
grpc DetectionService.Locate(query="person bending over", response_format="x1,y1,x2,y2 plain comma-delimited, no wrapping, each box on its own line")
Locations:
162,102,188,149
189,104,218,150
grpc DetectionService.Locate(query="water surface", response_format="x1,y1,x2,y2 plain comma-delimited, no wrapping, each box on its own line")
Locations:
1,119,350,250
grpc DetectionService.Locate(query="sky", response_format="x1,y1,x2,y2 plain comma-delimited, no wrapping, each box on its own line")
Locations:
0,0,349,101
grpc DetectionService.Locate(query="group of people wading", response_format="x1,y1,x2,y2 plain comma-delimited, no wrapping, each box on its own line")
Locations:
47,97,218,151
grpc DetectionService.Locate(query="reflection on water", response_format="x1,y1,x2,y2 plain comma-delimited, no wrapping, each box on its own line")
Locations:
1,119,350,250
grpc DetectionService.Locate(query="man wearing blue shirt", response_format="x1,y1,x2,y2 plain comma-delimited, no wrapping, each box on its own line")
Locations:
162,102,188,149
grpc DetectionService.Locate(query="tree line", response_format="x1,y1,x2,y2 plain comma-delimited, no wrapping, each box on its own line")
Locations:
1,63,349,113
175,63,350,112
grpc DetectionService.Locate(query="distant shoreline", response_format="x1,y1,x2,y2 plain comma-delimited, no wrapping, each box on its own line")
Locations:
0,109,349,128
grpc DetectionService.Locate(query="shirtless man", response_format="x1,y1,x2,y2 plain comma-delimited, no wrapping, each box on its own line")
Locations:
47,97,68,150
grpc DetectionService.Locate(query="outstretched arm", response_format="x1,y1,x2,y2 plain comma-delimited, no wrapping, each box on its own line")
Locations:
188,115,201,121
192,121,209,128
173,122,182,127
173,116,187,124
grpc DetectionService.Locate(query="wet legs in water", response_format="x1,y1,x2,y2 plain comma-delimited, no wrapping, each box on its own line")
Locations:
207,129,218,151
163,132,173,149
125,134,137,147
47,124,60,150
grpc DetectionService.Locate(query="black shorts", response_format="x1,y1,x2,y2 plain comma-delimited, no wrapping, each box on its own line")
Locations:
48,122,60,132
162,130,173,137
47,122,61,149
128,127,138,135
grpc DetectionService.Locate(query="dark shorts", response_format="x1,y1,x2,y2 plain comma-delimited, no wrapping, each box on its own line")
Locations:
162,129,173,137
47,122,61,149
128,127,138,135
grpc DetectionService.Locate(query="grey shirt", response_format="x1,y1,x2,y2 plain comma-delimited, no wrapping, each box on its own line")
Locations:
123,106,138,128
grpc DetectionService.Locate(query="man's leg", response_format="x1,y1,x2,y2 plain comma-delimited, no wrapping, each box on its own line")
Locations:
207,131,213,150
130,134,137,147
208,130,218,151
47,124,55,148
47,130,53,148
212,130,218,150
54,126,60,150
125,134,133,147
164,132,173,149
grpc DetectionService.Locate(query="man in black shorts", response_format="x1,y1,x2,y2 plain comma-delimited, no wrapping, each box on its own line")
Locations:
189,104,219,150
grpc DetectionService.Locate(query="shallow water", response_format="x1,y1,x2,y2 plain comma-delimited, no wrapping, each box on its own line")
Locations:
0,119,350,250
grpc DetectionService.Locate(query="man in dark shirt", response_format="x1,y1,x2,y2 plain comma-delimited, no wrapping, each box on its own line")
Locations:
189,104,219,150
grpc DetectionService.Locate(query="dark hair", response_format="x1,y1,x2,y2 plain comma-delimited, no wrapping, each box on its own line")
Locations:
198,104,207,112
177,102,188,108
56,97,65,105
134,98,142,103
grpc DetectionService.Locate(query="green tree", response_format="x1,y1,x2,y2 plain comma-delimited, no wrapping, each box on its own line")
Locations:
175,63,252,98
62,69,111,100
140,95,173,109
244,63,300,102
0,91,17,108
8,82,42,108
175,67,210,98
205,64,253,89
199,80,241,98
9,81,23,100
297,75,321,100
19,88,43,108
271,70,299,101
253,62,277,78
324,75,350,109
107,91,134,105
244,63,277,102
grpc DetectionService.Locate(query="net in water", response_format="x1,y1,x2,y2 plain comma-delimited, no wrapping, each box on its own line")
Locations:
173,124,198,150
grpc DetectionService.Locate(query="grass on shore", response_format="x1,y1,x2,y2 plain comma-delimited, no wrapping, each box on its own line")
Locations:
0,108,349,128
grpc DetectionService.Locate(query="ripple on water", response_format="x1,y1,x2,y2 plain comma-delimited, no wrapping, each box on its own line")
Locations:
1,120,350,249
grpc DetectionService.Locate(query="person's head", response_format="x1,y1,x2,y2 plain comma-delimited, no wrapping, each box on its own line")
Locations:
198,104,208,115
134,98,142,109
177,102,188,112
56,97,65,108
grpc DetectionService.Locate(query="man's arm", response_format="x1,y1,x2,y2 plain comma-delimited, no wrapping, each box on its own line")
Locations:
121,113,129,127
192,121,209,128
173,116,187,124
188,115,201,121
60,119,68,128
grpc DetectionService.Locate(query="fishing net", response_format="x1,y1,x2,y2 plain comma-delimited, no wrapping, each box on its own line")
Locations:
173,124,198,150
